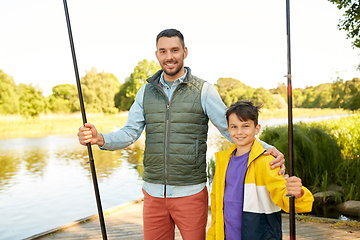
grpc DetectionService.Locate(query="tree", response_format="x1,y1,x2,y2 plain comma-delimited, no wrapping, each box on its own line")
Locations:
272,94,287,109
214,78,249,107
342,78,360,110
329,0,360,48
314,84,333,108
18,83,46,117
0,70,19,114
115,60,161,111
81,68,121,113
48,84,79,113
331,78,345,107
114,77,133,111
252,87,277,109
347,84,360,111
269,83,287,101
293,88,305,107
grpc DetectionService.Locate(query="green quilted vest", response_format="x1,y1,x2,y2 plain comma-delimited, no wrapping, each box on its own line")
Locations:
143,68,209,186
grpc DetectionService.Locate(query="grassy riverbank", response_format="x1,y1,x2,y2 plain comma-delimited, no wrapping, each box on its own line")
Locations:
0,108,352,139
0,112,129,139
259,108,351,119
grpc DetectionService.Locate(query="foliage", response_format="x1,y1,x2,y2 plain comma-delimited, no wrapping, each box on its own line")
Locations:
0,70,19,114
215,78,278,108
313,114,360,201
214,78,250,107
47,84,79,113
269,83,305,107
259,108,350,119
260,114,360,201
81,68,121,113
337,158,360,201
313,113,360,158
269,83,287,101
18,83,46,117
329,0,360,48
252,87,276,109
292,88,305,107
114,77,134,111
298,78,360,110
301,84,332,108
115,60,161,111
259,123,342,189
272,94,287,109
2,57,360,116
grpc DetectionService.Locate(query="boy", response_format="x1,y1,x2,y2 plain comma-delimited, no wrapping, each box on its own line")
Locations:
207,100,314,240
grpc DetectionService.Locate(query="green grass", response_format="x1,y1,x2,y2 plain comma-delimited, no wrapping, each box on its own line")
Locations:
259,108,351,119
0,112,128,139
259,122,342,189
259,113,360,202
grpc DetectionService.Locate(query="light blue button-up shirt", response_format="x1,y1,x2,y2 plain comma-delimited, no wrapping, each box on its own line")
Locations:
100,68,270,198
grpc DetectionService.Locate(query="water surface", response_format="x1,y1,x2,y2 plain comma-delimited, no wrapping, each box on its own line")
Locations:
0,114,354,239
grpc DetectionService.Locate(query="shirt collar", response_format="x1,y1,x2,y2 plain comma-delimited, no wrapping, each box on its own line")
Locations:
160,68,188,85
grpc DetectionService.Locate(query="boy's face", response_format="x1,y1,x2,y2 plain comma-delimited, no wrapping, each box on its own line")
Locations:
227,113,261,153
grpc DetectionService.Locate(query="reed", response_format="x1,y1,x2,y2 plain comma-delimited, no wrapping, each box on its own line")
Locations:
260,113,360,201
0,112,128,139
310,114,360,201
259,108,351,120
259,123,342,189
0,108,350,139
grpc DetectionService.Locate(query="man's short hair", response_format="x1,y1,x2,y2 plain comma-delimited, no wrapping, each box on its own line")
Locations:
156,29,185,48
226,100,262,126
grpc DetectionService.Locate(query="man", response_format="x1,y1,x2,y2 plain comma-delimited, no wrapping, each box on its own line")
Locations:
77,29,285,240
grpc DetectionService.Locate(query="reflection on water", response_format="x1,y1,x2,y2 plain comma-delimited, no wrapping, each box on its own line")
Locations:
0,135,145,240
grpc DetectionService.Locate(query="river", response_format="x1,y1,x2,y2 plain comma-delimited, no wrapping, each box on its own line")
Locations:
0,114,352,240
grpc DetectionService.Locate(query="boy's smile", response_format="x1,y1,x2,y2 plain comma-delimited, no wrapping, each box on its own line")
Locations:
227,113,261,156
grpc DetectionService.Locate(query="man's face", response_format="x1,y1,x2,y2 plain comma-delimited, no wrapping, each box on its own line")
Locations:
156,36,188,81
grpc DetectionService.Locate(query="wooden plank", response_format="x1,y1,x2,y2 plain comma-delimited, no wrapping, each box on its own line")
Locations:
24,198,360,240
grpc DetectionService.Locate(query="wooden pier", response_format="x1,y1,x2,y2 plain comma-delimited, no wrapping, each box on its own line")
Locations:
24,198,360,240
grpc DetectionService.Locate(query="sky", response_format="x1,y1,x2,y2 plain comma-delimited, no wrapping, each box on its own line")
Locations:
1,0,359,97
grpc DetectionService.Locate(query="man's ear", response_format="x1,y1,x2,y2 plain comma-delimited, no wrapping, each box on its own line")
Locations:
155,50,159,61
183,47,188,59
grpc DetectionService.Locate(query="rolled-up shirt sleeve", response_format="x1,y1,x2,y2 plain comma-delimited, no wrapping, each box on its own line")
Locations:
99,84,147,151
202,82,232,142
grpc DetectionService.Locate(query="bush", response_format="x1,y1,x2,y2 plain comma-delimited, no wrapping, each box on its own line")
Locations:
259,123,342,190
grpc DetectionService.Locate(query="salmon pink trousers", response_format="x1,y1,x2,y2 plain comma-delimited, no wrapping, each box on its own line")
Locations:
142,187,208,240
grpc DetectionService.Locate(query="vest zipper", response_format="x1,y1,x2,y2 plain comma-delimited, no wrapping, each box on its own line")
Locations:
157,81,183,197
163,83,182,196
165,102,170,188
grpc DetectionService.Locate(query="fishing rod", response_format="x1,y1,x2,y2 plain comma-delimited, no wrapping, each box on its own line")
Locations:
285,0,296,239
62,0,108,239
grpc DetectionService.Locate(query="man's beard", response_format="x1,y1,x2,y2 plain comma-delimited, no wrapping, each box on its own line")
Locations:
163,61,184,77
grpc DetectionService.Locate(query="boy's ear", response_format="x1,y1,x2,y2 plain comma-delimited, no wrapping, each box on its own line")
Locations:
255,124,261,135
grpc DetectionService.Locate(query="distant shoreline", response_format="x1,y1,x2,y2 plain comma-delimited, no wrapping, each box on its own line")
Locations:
0,108,351,139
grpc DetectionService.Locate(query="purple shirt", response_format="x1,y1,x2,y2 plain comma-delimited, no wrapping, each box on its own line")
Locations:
224,150,249,240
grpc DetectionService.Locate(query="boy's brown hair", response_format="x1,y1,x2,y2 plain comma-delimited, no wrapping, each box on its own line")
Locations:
226,100,261,126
